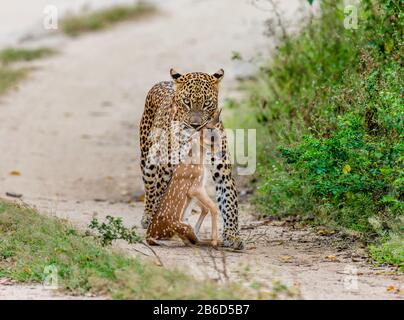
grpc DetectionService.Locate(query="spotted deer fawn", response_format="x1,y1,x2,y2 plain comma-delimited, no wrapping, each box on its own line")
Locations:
146,110,222,247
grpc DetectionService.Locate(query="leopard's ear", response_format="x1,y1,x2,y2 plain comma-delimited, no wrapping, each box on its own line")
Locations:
212,69,224,82
170,68,182,82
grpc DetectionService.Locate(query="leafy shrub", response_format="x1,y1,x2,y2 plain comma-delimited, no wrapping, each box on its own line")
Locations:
232,0,403,247
88,215,142,246
369,234,404,270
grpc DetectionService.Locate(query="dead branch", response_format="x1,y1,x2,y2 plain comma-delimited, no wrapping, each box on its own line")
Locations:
141,241,165,267
241,220,271,230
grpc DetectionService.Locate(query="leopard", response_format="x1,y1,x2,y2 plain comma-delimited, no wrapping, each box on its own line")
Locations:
139,68,244,249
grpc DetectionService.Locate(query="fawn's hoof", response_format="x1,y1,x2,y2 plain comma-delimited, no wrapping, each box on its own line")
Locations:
146,238,158,246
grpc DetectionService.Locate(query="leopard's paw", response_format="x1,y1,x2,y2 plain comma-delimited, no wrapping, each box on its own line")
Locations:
141,216,151,229
223,235,244,250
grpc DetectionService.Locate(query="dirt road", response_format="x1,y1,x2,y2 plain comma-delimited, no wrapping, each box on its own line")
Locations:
0,0,402,299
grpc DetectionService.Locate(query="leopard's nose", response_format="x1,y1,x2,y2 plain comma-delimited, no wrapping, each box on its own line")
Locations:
189,112,202,129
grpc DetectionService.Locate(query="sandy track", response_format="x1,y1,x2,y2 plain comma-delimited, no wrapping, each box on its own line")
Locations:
0,0,402,299
0,282,103,300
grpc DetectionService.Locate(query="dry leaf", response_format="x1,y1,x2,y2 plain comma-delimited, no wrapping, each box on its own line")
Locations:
154,260,162,267
6,192,23,198
9,170,21,176
23,266,31,273
386,285,396,293
317,228,335,236
279,255,293,263
325,255,338,262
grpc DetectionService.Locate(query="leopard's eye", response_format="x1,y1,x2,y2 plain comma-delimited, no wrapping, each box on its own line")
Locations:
204,99,211,107
180,98,191,110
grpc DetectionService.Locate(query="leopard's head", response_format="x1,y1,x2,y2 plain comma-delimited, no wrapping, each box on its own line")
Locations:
170,69,224,130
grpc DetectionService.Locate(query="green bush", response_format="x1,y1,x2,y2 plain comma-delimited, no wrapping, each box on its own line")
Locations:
231,0,403,258
369,235,404,270
88,215,142,246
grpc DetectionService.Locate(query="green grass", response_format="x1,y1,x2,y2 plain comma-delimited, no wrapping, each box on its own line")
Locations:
0,48,55,64
0,67,28,96
0,200,262,299
61,3,156,36
0,47,56,96
229,0,403,267
369,235,404,271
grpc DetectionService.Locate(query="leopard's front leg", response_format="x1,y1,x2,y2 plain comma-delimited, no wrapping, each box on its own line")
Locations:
211,124,244,250
140,126,170,229
140,161,157,229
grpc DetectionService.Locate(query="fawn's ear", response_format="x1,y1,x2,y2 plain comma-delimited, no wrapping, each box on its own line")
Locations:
170,68,182,82
212,69,224,82
213,108,222,123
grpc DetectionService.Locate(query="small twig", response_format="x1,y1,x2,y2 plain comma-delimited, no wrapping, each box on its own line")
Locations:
205,247,232,283
220,249,229,282
244,229,254,243
194,246,213,280
241,220,270,230
245,230,269,245
130,246,151,258
207,248,223,282
5,192,23,199
253,230,269,242
220,247,248,254
252,0,289,40
141,241,164,267
268,0,288,40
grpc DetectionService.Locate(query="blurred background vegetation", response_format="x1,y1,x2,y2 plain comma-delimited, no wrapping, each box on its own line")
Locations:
228,0,403,268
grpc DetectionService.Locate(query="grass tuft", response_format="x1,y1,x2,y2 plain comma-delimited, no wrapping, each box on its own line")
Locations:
61,3,156,36
0,47,56,96
0,48,55,64
369,235,404,271
0,68,28,96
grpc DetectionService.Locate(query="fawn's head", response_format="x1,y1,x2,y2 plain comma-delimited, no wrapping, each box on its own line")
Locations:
184,109,223,164
200,109,222,151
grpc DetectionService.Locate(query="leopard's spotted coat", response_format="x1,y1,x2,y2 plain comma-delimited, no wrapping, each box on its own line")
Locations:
139,69,243,249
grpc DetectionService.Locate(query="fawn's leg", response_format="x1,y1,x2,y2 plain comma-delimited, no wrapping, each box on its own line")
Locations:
172,222,199,245
146,215,174,245
194,204,209,235
146,237,159,246
190,188,219,247
146,226,161,246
